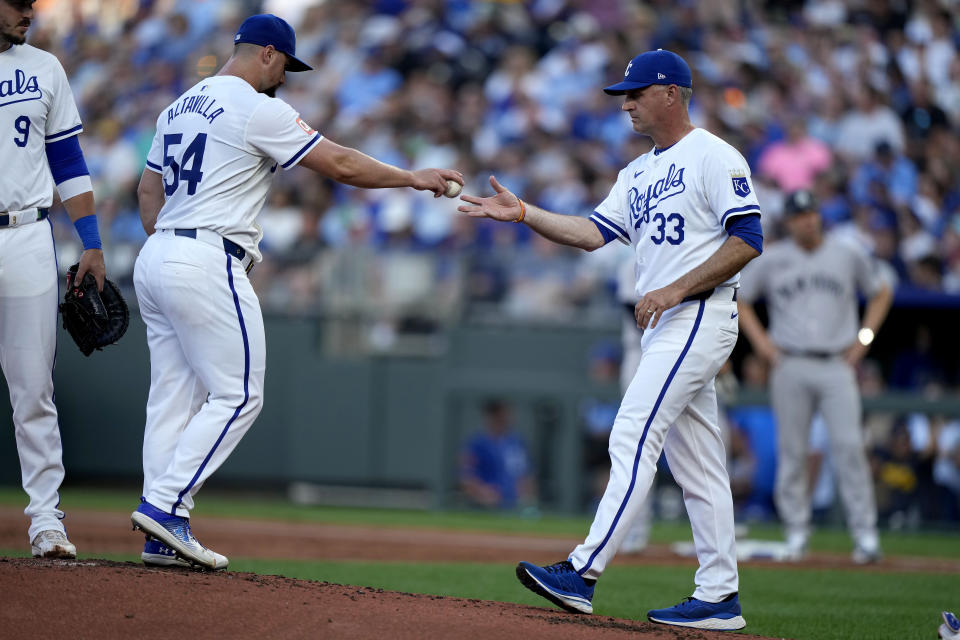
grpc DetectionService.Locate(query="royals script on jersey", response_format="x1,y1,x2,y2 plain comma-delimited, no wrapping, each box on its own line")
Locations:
590,128,761,297
145,75,322,262
0,44,82,211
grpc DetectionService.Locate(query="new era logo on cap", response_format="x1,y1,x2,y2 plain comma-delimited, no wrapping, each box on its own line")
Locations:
604,49,692,96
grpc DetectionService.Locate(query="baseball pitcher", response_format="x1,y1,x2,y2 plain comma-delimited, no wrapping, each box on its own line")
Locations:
131,14,462,570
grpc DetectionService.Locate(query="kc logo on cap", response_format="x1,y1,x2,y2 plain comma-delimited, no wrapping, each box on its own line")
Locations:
604,49,692,96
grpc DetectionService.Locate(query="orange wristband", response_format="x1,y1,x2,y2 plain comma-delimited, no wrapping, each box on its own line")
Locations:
513,198,526,223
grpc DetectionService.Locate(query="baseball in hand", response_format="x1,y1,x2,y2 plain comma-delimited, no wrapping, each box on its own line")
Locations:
444,179,463,198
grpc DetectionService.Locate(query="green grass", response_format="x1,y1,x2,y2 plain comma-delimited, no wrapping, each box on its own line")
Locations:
2,486,958,557
214,560,960,639
3,485,957,639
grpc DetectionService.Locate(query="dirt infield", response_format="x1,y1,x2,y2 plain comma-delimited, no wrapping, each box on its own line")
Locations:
0,505,954,639
1,558,775,640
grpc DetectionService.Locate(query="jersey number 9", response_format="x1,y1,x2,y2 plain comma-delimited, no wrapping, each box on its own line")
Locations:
163,133,207,196
13,116,30,147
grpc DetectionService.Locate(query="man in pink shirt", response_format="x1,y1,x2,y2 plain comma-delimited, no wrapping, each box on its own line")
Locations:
758,120,831,192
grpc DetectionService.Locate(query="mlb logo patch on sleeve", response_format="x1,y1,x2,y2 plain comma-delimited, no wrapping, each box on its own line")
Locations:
296,117,316,135
730,170,750,197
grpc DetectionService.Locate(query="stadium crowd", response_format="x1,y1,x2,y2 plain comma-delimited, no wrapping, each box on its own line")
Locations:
28,0,960,524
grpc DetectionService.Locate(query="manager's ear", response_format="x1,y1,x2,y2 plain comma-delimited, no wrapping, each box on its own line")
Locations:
664,84,679,105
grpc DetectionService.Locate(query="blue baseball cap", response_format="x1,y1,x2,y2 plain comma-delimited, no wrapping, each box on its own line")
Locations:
603,49,692,95
234,14,312,72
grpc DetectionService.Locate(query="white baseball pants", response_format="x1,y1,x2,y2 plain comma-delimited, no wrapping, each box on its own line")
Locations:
134,231,265,517
570,287,740,602
0,219,68,541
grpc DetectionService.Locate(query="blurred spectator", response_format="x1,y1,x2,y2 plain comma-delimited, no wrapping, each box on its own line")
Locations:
834,87,906,161
758,118,831,192
459,400,535,510
850,141,917,209
871,419,927,529
933,419,960,522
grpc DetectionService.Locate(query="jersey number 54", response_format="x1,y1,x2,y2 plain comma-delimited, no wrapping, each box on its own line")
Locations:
163,133,207,196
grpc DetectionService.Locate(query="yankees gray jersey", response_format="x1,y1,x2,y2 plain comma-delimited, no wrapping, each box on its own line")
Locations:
739,233,883,353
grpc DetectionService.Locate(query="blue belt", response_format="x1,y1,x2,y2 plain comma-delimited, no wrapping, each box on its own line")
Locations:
173,228,252,273
621,287,737,315
0,208,48,227
680,287,738,303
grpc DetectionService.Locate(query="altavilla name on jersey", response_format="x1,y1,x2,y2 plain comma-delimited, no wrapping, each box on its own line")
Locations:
167,94,225,125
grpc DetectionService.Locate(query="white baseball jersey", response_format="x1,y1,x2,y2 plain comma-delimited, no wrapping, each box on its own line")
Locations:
0,44,82,210
144,75,322,262
2,43,85,545
590,128,760,297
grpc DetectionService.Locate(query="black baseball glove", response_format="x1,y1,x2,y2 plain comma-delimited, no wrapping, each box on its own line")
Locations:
59,263,129,356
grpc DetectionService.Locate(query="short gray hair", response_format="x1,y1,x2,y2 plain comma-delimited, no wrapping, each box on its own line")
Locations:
679,86,692,108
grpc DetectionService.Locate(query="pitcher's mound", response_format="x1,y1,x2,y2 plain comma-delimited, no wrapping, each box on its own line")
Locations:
1,557,780,639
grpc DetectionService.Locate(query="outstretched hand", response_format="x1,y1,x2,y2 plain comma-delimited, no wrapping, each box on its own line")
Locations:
411,168,464,198
457,176,524,222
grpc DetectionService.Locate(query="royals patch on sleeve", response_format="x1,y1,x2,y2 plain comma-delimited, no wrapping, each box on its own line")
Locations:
730,170,751,197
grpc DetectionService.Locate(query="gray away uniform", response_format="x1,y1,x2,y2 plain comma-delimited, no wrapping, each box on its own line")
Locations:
739,233,882,549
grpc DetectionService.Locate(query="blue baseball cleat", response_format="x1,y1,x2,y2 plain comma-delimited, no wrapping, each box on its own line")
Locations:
131,500,227,570
515,560,595,614
141,537,190,568
647,594,746,630
941,611,960,639
944,611,960,632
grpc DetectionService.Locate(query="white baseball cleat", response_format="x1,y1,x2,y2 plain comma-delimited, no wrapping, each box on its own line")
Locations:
31,530,77,559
